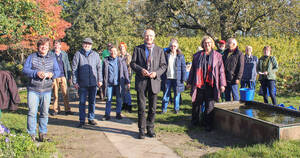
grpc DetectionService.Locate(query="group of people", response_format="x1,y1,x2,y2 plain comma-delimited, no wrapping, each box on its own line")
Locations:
22,28,278,141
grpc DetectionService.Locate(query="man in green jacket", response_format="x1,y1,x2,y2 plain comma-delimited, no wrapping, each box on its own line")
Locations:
50,40,73,115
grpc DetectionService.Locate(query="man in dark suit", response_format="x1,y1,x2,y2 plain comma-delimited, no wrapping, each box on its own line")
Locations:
130,29,167,139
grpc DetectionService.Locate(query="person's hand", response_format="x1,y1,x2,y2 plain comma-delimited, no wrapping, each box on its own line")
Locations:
149,72,157,79
47,72,54,79
37,71,46,79
263,71,268,75
127,84,130,90
236,80,240,84
68,79,72,85
141,69,149,77
220,86,225,92
186,84,191,89
97,82,103,87
74,83,79,89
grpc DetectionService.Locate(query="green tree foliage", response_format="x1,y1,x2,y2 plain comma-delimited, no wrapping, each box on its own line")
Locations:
61,0,136,53
131,0,299,40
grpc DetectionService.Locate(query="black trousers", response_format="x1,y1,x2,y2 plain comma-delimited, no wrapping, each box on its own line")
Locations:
137,80,157,133
191,87,215,127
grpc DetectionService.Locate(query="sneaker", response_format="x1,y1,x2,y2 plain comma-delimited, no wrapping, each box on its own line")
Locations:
116,114,123,120
50,111,58,116
174,110,179,114
88,120,97,125
161,110,167,114
77,122,85,128
39,133,52,142
65,111,74,115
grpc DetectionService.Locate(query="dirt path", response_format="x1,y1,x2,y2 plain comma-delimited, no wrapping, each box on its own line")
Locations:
47,101,123,158
47,86,179,158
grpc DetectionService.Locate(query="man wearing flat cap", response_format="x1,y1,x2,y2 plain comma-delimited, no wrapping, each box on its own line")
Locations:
72,38,103,128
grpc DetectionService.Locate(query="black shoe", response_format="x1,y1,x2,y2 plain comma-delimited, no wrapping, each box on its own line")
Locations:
104,115,111,120
116,114,123,120
146,132,156,138
127,105,132,113
50,111,58,116
39,133,52,142
65,111,74,115
77,122,85,128
138,132,145,139
88,120,97,125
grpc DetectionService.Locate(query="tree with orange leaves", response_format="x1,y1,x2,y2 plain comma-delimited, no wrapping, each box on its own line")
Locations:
0,0,71,62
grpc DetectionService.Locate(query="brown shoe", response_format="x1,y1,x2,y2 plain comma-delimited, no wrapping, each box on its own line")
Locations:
39,133,52,142
30,135,36,142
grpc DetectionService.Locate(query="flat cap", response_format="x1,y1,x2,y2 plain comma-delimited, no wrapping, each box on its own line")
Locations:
83,38,93,44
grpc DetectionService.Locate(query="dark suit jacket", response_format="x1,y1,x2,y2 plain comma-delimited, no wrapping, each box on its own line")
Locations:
130,44,167,94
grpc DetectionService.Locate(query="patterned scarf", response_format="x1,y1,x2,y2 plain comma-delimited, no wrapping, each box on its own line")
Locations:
195,50,214,88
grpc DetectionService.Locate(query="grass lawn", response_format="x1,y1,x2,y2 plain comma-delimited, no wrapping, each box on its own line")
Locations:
124,75,300,157
0,90,57,158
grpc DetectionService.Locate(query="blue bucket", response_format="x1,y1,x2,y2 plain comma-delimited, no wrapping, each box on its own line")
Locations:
240,88,255,101
287,106,296,110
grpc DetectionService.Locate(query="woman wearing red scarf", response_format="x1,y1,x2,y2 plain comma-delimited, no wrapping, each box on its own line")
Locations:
187,36,226,131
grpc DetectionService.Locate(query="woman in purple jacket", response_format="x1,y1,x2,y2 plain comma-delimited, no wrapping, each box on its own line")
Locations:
187,36,226,131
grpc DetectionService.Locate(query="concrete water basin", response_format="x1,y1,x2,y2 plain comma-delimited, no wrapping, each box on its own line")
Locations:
214,101,300,143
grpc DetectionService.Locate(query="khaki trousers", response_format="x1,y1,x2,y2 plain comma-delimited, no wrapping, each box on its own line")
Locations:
52,77,70,112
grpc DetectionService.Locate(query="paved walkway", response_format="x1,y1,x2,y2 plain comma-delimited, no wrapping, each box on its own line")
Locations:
48,88,179,158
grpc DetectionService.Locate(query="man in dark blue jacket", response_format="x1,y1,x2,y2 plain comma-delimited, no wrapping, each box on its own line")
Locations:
72,38,103,128
23,37,60,142
223,38,245,101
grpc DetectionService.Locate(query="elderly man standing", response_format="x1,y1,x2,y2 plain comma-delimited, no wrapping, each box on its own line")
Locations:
23,37,60,142
50,40,73,116
72,38,102,128
130,29,167,139
223,38,244,101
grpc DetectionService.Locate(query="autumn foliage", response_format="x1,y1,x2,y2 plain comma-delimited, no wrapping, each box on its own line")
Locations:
0,0,71,51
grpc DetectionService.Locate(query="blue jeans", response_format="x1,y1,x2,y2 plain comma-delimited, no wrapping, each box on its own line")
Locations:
225,83,240,101
27,91,51,135
78,86,97,123
162,79,181,112
106,85,122,116
241,80,256,90
261,80,277,105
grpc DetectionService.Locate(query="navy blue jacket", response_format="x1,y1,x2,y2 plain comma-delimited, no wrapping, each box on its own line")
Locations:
242,55,258,81
102,56,130,94
72,49,102,87
162,52,187,93
23,52,60,92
